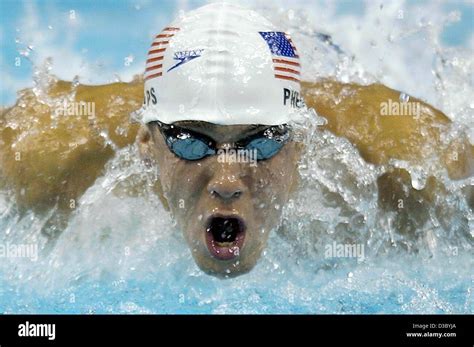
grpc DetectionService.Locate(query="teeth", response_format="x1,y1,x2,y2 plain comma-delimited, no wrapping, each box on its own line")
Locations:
215,241,234,247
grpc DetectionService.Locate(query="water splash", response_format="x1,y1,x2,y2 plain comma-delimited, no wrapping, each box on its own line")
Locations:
0,1,473,313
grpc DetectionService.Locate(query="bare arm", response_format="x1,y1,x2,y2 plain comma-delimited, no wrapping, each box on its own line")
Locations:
0,79,142,214
301,80,473,234
1,78,471,218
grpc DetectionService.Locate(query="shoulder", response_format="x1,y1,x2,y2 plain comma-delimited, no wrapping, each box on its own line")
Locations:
0,78,143,212
301,79,472,180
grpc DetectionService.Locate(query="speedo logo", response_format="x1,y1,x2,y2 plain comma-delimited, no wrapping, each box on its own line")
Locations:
283,88,304,108
168,49,204,72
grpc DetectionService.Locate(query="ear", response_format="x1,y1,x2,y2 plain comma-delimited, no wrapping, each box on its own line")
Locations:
137,125,153,164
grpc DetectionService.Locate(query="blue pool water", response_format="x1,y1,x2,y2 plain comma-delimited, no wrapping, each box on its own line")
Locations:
0,138,472,314
0,0,473,314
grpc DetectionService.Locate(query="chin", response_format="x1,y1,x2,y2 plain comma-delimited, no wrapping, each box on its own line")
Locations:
189,242,261,278
194,256,257,278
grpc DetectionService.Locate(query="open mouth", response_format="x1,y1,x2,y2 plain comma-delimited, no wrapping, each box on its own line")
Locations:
205,215,246,260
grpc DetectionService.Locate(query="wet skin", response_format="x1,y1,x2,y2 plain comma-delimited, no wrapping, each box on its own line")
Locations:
1,79,472,277
141,121,301,277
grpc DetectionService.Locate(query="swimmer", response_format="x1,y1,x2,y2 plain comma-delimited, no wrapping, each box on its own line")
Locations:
0,3,472,277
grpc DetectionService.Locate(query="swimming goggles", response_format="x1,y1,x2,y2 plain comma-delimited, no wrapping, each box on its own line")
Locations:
153,121,291,161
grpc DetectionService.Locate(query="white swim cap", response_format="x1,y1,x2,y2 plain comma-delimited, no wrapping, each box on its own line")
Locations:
142,2,304,125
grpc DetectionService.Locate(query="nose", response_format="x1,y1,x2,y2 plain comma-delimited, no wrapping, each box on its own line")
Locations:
207,163,246,202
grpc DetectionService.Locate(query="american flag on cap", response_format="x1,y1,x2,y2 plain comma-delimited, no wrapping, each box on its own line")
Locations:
259,32,301,84
145,27,180,81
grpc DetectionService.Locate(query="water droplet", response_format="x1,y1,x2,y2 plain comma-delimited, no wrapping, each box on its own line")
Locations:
124,54,134,66
19,49,29,57
288,9,295,20
72,75,80,88
399,93,410,103
410,167,428,190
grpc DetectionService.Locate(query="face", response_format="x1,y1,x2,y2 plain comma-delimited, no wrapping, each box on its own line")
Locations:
140,121,301,277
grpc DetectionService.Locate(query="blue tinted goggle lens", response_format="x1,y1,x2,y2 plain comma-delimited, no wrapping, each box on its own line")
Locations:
159,123,290,161
167,137,215,161
244,137,285,160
